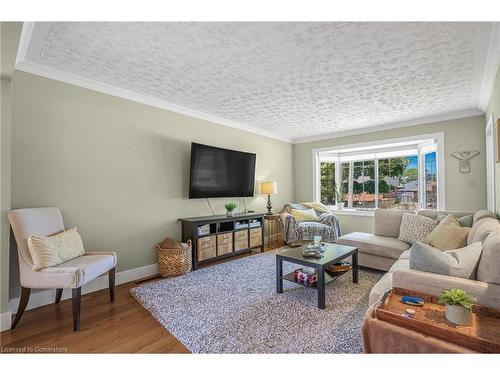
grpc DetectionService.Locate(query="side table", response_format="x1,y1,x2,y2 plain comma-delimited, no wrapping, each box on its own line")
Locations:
264,214,283,250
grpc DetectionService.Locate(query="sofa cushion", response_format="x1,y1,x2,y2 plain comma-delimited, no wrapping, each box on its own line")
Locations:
399,249,411,260
336,232,410,259
374,209,404,238
423,214,470,250
409,241,482,279
398,213,438,244
476,229,500,284
467,217,500,245
389,258,410,273
473,210,497,224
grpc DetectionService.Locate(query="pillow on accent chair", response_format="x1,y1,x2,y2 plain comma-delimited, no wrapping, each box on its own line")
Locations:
398,213,438,244
27,227,86,270
424,214,470,250
291,208,319,222
409,241,482,279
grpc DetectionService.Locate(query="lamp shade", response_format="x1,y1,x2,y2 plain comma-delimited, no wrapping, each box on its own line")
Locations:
260,181,277,194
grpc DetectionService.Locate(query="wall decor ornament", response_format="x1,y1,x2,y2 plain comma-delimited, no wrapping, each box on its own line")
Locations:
451,150,480,174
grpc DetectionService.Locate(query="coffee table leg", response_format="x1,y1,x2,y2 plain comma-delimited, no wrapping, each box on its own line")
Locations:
352,251,359,284
317,266,325,309
276,257,283,293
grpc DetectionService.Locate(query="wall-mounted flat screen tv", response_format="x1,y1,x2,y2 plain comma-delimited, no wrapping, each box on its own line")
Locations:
189,143,256,198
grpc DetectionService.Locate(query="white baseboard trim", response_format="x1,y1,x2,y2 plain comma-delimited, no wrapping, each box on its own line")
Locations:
8,263,159,318
0,311,12,332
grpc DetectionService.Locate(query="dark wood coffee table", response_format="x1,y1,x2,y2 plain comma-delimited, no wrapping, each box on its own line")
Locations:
276,243,358,309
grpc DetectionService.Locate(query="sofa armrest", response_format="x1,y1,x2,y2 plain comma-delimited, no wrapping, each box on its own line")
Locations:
393,269,500,310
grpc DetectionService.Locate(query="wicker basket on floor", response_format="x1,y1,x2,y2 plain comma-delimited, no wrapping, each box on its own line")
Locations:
156,238,192,277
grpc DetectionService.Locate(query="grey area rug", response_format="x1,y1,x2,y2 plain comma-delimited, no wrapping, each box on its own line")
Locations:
130,248,383,353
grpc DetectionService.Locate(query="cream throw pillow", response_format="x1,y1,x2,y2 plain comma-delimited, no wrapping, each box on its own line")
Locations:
28,227,85,270
424,214,470,250
291,208,319,222
302,202,330,213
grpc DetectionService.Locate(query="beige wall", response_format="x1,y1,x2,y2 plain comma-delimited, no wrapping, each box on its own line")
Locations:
485,63,500,216
1,80,12,314
1,22,21,317
293,115,488,214
9,71,294,298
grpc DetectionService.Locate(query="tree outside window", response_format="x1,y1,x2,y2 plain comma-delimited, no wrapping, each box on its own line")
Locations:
320,155,422,209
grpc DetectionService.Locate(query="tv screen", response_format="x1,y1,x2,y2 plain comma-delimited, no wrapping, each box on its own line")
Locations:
189,143,256,199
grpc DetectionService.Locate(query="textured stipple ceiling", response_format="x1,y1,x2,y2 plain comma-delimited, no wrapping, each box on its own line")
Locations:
19,22,495,141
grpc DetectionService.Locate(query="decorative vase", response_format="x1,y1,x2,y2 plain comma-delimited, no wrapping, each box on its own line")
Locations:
226,211,234,217
445,304,472,325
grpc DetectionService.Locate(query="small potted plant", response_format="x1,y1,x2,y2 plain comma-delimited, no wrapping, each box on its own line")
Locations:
224,202,238,217
438,288,475,326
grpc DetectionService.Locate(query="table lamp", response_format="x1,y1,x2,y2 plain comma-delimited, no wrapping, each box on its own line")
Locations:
260,181,277,215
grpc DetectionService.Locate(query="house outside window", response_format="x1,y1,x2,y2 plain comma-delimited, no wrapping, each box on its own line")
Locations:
314,135,444,211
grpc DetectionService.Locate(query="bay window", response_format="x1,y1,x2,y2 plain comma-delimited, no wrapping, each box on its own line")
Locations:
314,135,443,211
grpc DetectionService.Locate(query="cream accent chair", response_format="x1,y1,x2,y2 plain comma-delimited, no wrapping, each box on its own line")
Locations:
8,207,117,331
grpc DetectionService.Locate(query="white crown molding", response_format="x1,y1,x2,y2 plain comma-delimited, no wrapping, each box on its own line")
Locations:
15,60,293,143
8,263,159,321
292,108,483,144
15,22,35,65
13,22,495,146
478,22,500,112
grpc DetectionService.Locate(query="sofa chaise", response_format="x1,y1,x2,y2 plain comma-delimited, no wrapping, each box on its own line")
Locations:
340,209,500,353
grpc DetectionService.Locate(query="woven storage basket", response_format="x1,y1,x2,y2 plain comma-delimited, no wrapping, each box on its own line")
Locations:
156,238,192,277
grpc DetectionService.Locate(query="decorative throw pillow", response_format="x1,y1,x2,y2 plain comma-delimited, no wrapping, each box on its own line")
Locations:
424,214,470,250
302,202,330,213
27,227,85,270
409,241,483,279
398,213,438,244
437,212,473,228
291,208,319,222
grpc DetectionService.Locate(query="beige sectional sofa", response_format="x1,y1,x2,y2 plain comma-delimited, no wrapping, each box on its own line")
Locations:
336,209,500,309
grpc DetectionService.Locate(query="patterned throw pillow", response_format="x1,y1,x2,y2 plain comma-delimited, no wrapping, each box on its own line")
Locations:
424,214,470,250
291,208,319,222
27,227,85,270
398,213,438,244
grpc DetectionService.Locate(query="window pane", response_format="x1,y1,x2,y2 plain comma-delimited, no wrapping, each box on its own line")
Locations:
352,160,376,208
341,162,350,207
320,162,335,205
378,156,418,209
424,152,438,209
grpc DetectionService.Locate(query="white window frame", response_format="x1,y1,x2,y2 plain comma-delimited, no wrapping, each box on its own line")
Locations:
486,113,496,212
312,133,445,214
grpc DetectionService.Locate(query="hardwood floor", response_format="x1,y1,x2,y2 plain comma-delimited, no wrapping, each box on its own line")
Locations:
0,279,189,353
0,244,284,353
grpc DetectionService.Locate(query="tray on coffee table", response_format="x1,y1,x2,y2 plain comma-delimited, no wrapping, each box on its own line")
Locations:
375,288,500,353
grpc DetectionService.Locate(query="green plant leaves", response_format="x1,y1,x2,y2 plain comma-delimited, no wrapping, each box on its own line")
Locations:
438,288,474,310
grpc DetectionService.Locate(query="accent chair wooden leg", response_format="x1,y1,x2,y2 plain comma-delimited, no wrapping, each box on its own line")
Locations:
108,267,116,303
55,288,63,304
72,287,81,331
11,287,31,330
